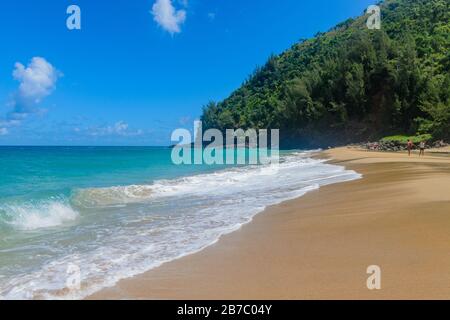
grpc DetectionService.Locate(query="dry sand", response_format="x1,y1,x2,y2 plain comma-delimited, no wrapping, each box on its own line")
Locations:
89,147,450,300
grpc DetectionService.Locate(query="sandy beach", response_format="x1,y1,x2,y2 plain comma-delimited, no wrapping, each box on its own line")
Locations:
89,147,450,300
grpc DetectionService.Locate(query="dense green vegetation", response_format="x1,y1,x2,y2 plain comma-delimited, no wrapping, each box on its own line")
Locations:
201,0,449,148
380,134,432,144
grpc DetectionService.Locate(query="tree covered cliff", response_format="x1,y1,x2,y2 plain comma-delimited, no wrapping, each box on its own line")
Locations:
201,0,450,148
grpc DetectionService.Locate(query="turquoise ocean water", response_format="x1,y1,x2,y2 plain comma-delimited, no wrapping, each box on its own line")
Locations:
0,146,360,299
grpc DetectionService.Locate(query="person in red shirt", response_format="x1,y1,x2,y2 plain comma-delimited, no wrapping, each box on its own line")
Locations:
407,139,414,156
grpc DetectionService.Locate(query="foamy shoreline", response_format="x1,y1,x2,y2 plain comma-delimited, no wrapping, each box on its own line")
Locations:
88,147,450,300
1,150,360,299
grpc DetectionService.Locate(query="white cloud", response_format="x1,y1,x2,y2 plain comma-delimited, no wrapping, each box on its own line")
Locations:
0,127,8,136
151,0,186,34
85,121,143,137
3,57,61,129
207,12,216,21
13,57,60,105
111,121,129,135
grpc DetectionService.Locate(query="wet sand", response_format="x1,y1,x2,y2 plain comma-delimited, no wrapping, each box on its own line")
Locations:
89,147,450,299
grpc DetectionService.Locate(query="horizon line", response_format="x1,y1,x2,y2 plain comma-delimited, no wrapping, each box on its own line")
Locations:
0,145,171,148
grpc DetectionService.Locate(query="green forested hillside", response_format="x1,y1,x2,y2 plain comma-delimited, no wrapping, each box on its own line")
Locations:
201,0,450,148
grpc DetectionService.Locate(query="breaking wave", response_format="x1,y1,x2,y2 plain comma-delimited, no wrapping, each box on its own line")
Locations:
0,151,361,299
0,200,79,231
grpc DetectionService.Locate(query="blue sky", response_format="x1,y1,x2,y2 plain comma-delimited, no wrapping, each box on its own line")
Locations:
0,0,375,146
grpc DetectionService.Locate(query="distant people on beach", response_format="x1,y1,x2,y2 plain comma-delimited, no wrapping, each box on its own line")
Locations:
407,139,414,156
419,141,426,156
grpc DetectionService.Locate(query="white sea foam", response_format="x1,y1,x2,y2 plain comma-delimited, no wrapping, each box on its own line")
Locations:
72,185,154,207
0,201,79,231
0,151,361,300
73,154,330,207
